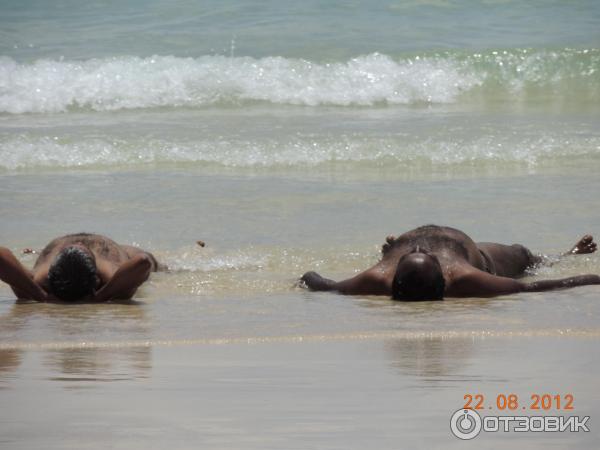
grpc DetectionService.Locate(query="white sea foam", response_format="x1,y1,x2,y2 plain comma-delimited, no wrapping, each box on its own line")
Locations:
0,53,478,113
1,49,597,113
0,133,598,171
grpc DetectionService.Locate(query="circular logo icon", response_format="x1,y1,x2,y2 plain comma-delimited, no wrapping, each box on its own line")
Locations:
450,409,482,440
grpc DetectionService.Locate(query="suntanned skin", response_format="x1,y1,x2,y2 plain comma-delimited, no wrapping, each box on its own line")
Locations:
0,233,164,303
301,225,599,298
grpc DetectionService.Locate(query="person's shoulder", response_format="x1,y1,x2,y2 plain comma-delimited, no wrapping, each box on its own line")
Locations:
447,266,522,298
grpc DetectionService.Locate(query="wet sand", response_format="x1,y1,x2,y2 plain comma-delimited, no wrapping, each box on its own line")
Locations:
2,0,600,447
1,333,599,449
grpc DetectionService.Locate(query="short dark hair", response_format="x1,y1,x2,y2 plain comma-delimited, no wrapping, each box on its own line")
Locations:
392,253,445,301
47,247,97,301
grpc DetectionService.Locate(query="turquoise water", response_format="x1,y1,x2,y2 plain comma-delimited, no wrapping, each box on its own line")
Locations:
2,0,600,60
1,1,599,171
1,1,600,448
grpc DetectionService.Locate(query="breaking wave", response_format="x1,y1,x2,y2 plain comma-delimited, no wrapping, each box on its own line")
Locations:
1,48,598,113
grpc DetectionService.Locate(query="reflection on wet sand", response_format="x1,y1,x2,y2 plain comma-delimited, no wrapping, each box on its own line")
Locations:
384,337,474,380
0,300,152,384
44,346,152,384
0,349,22,383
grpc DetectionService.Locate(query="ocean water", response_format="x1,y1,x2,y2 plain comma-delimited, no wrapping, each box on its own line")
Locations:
1,1,600,448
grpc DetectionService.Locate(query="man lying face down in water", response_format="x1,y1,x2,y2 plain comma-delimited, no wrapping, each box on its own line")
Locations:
0,233,164,302
301,225,599,300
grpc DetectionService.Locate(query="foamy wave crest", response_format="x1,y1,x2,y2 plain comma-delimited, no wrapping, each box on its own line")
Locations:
2,49,598,113
1,133,599,171
0,52,477,113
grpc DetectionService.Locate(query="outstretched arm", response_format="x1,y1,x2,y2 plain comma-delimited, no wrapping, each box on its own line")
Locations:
301,269,389,296
0,247,48,301
450,270,600,298
301,271,337,291
94,254,152,302
522,275,600,292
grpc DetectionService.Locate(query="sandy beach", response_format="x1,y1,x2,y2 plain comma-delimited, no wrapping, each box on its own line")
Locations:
2,331,600,449
2,0,600,447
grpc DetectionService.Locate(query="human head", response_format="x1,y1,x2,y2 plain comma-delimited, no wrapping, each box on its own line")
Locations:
391,250,445,300
47,246,98,301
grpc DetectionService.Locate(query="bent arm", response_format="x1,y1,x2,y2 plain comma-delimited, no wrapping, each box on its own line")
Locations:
0,247,48,301
120,245,166,271
450,270,600,298
94,254,152,302
301,269,389,296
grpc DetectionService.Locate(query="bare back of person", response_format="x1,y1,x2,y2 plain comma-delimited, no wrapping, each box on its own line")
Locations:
32,233,129,286
381,225,540,278
381,225,487,268
301,224,599,299
0,233,162,303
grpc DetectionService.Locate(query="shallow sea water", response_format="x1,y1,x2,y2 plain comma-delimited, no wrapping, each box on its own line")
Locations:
1,161,599,448
1,0,600,448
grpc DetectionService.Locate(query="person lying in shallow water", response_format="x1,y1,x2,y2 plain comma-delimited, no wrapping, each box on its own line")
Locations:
0,233,164,303
301,225,599,300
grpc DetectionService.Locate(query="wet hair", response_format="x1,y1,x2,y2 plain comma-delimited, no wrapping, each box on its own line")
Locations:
47,247,97,301
391,251,445,301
